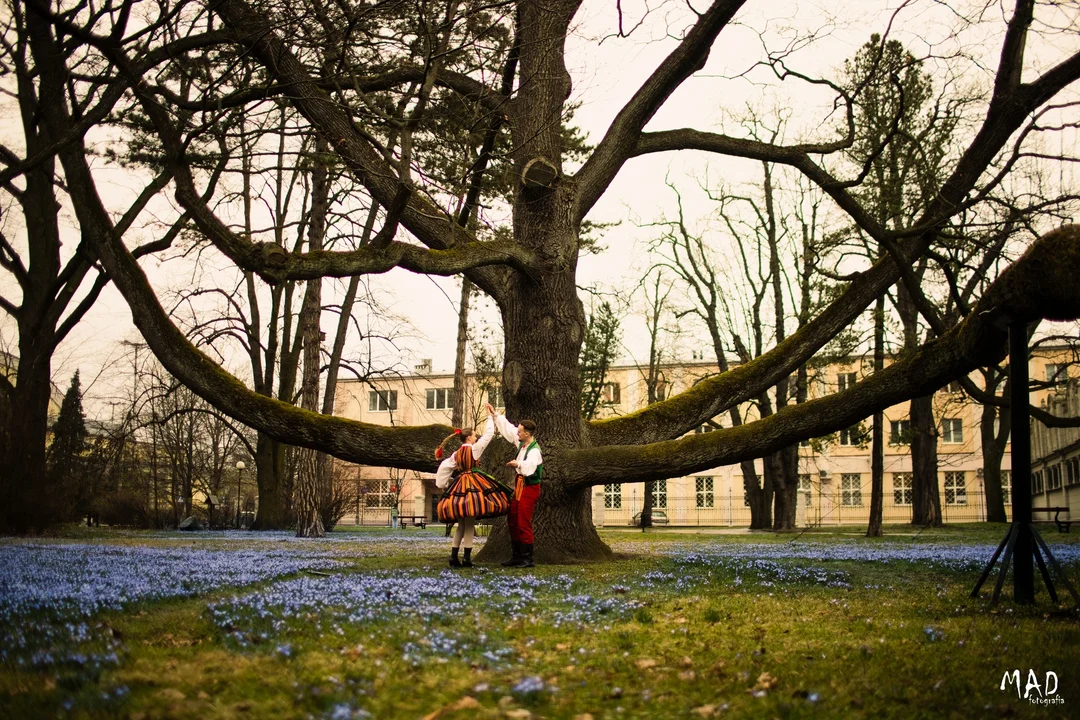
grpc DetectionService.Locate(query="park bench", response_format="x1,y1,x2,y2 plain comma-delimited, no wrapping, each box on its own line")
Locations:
1031,506,1072,533
398,515,428,529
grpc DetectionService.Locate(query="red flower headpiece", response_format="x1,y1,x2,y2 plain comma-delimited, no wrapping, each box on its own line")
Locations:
434,447,444,460
453,428,462,435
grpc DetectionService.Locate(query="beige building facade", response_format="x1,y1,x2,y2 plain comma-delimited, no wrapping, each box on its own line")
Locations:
333,353,1077,528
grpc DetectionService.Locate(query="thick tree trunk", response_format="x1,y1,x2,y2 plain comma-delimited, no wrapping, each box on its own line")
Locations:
910,394,942,526
250,432,288,529
772,445,799,530
475,212,612,562
1,354,54,533
745,459,772,529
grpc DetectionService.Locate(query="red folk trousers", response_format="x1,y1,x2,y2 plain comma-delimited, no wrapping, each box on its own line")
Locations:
509,482,541,544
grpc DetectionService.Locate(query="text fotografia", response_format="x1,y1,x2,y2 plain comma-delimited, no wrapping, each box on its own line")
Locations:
1001,670,1064,705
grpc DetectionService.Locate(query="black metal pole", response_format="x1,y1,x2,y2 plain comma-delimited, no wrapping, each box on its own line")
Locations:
236,468,242,528
1009,320,1034,604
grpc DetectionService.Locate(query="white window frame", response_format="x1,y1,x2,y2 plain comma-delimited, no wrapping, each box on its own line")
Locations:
837,372,857,392
363,479,395,507
840,473,862,507
941,418,963,444
893,472,913,506
652,479,667,509
1045,363,1068,385
839,425,863,446
425,387,453,410
604,483,621,509
487,386,504,408
1048,464,1063,491
944,471,967,506
602,382,621,405
889,420,912,445
695,477,714,508
1000,470,1011,505
368,389,398,412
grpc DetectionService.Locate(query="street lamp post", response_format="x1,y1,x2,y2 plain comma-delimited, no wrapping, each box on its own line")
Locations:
235,460,246,528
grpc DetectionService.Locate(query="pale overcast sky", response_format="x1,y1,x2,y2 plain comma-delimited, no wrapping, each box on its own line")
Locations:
1,0,1077,417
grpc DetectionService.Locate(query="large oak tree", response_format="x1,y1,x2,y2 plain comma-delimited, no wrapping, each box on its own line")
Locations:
22,0,1080,559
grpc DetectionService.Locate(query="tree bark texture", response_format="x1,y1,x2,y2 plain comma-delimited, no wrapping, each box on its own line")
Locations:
909,394,942,527
251,433,288,529
867,296,886,537
294,139,329,538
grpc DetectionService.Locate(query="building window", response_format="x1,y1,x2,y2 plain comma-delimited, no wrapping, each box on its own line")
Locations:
1048,464,1063,491
602,382,621,404
1000,470,1011,505
487,386,504,408
695,423,716,434
837,372,857,392
798,474,812,507
1045,363,1068,385
893,472,913,506
941,418,963,444
943,380,963,393
604,483,621,509
944,471,967,505
889,420,912,445
426,388,453,410
1069,459,1080,486
840,424,864,446
652,479,668,509
655,381,667,402
695,477,714,508
368,390,398,412
1032,470,1044,495
841,474,862,506
363,479,395,507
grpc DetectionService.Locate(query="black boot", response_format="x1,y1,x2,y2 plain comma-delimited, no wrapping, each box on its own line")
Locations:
462,547,473,568
509,543,534,568
501,541,521,567
449,547,462,568
518,543,535,568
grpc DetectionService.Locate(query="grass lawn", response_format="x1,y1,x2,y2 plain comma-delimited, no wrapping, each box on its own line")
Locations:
1,523,1078,719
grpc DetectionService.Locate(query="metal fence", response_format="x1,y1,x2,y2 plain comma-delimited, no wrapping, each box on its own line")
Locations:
597,487,1014,527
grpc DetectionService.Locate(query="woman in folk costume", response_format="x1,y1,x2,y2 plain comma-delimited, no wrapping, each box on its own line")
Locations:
486,403,543,568
434,418,496,567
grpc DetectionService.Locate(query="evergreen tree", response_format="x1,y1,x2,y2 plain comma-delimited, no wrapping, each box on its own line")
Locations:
579,302,621,420
47,371,88,492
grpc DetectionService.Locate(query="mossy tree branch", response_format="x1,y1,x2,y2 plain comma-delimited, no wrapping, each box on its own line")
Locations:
566,226,1080,487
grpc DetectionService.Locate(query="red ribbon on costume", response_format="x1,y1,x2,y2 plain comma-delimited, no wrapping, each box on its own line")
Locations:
435,447,444,459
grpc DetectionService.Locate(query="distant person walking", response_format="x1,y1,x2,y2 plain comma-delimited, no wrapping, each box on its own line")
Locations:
488,403,543,568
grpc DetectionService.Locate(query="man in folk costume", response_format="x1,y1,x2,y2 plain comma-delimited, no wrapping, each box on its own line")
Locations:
434,419,496,568
486,403,543,568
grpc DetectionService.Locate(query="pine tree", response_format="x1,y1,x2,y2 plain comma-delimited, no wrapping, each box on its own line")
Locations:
47,371,88,491
579,302,621,421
